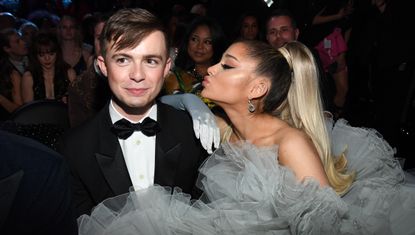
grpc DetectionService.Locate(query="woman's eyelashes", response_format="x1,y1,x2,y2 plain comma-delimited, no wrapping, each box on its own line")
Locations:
221,64,234,70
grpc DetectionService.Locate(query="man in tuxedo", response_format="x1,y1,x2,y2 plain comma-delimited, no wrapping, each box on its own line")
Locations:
0,130,77,235
59,8,208,217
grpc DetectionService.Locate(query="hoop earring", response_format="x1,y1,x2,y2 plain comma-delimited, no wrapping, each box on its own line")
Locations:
248,99,255,113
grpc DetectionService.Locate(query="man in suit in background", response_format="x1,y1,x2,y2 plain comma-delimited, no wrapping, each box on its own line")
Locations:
265,9,335,112
59,8,208,217
0,130,76,235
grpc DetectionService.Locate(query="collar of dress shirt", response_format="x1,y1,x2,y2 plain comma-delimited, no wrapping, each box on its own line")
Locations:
109,100,157,124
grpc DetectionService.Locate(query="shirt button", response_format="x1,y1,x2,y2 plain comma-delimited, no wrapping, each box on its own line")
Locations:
139,174,144,180
136,139,141,145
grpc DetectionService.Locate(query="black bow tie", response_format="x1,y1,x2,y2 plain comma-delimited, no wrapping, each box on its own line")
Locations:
111,117,161,139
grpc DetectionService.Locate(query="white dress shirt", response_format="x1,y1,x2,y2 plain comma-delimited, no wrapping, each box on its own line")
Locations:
109,100,157,191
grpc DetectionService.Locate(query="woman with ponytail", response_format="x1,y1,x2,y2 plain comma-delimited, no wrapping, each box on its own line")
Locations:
78,40,415,235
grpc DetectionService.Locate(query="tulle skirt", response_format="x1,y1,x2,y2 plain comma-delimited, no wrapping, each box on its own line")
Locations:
78,119,415,235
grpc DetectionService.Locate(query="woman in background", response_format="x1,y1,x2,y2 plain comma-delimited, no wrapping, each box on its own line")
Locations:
163,16,227,99
21,32,76,103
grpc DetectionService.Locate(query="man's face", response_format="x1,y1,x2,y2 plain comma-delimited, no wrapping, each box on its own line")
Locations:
5,32,27,57
266,16,299,49
97,31,171,116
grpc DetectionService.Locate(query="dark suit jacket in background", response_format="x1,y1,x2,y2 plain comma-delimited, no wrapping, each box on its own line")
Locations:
59,102,208,217
0,130,77,235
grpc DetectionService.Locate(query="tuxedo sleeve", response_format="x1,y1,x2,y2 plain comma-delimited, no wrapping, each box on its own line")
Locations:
58,136,96,218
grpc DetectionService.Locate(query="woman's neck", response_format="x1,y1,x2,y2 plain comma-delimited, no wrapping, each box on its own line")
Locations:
42,68,55,79
224,106,285,144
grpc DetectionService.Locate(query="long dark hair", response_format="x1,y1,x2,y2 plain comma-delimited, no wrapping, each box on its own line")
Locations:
175,16,228,71
28,32,70,98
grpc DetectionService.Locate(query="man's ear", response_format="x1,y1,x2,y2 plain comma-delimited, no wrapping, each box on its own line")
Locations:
96,55,108,77
249,78,269,99
163,57,172,77
294,28,300,40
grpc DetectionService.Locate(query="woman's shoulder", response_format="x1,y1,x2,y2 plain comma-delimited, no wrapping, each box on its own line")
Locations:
276,126,320,162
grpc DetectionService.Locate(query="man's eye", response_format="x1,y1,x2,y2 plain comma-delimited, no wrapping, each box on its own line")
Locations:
221,64,234,70
116,57,129,64
146,58,159,65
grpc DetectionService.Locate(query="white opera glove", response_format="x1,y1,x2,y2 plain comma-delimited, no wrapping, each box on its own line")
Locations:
159,93,220,154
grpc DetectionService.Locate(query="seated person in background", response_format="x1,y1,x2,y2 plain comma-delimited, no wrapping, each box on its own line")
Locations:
18,21,39,49
265,9,335,112
67,12,111,128
163,16,227,108
0,57,23,121
0,28,28,76
232,12,262,41
21,32,76,104
0,130,77,235
57,15,93,76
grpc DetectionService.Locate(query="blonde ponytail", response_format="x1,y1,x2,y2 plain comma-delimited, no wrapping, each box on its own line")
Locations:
279,42,355,195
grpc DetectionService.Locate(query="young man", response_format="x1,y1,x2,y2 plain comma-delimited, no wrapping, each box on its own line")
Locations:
59,8,208,217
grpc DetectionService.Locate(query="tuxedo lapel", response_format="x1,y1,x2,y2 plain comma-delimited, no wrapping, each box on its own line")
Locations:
95,108,132,196
154,103,182,187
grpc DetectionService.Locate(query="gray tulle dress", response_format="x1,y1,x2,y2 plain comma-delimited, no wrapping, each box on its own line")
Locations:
78,119,415,235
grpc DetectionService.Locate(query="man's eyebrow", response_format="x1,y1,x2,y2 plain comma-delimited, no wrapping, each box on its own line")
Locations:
143,54,163,60
111,52,132,59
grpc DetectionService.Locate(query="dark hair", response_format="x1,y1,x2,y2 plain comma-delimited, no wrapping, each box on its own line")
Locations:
175,16,227,70
241,40,292,114
0,28,18,52
28,32,70,98
266,9,298,30
233,12,263,41
99,8,169,57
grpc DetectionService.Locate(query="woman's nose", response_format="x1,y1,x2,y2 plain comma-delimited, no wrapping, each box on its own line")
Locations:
207,63,219,76
196,41,204,49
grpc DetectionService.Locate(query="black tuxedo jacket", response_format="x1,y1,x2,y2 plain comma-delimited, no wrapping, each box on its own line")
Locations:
59,102,207,217
0,131,76,235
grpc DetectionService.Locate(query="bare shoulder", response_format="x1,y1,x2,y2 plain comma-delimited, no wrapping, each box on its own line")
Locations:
277,127,319,166
276,127,329,185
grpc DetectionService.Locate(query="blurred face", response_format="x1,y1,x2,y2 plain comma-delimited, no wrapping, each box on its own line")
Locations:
37,47,57,69
5,32,28,57
94,21,105,56
97,31,172,116
202,42,257,106
20,25,38,45
59,18,77,41
266,16,299,49
240,16,259,40
187,25,213,66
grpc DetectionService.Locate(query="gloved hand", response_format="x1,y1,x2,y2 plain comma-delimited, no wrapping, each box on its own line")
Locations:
160,94,220,154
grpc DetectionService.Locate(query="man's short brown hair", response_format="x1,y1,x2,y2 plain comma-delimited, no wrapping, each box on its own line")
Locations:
100,8,170,57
